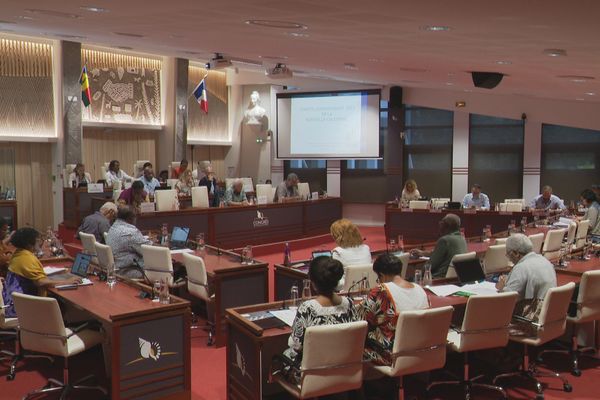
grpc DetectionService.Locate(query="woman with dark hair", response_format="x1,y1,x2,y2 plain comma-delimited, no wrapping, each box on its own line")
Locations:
359,253,429,365
580,188,600,241
1,228,80,317
285,257,357,362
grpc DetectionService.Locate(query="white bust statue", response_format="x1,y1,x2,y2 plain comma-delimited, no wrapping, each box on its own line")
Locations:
244,91,267,125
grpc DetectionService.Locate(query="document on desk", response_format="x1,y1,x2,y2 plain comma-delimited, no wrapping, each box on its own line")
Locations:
460,281,498,296
43,266,67,275
269,309,297,327
170,248,195,254
426,284,462,297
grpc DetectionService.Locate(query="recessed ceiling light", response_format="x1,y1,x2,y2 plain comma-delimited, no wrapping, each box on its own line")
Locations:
576,98,585,101
397,67,428,73
286,32,309,38
445,82,455,86
495,60,512,65
80,6,109,13
585,92,596,96
463,89,472,92
25,9,81,19
368,58,384,63
421,25,451,32
16,15,35,21
245,20,307,30
557,75,595,82
344,63,358,70
258,55,288,60
543,48,567,57
113,32,145,38
169,34,184,39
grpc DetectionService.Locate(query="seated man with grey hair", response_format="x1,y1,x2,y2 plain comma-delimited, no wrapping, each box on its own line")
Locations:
273,173,300,203
497,233,557,329
223,179,248,207
76,201,118,243
411,213,468,278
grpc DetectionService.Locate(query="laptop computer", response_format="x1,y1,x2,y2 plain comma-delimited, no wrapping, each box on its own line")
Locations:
70,252,92,277
452,257,486,285
446,201,462,210
170,226,190,249
311,250,332,259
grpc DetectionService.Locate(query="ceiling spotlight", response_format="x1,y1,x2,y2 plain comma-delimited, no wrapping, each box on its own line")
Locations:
543,48,567,57
245,20,307,30
258,55,288,60
25,9,81,19
421,25,451,32
585,92,596,96
575,98,585,101
344,63,358,70
286,32,309,38
80,6,109,13
557,75,595,82
445,82,454,86
368,58,384,63
16,15,35,20
495,60,512,65
113,32,145,38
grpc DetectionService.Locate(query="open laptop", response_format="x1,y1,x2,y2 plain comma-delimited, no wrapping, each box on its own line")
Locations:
452,257,486,285
53,253,93,288
311,250,332,259
170,226,190,250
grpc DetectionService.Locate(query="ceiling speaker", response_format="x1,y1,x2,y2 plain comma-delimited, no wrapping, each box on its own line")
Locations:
471,72,504,89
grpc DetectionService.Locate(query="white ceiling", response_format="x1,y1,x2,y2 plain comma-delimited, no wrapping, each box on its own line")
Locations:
1,0,600,102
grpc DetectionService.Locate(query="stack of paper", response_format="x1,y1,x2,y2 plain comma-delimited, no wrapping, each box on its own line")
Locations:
269,309,297,327
427,281,498,297
426,284,462,297
43,266,66,275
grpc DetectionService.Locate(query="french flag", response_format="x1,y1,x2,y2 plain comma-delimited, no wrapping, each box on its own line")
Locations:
193,78,208,113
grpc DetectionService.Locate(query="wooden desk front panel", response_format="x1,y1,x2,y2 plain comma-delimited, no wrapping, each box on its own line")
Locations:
63,188,114,228
304,198,343,236
137,210,210,239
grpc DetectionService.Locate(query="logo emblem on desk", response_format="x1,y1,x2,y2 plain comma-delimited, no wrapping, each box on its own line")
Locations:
233,343,253,382
253,210,269,228
126,337,177,365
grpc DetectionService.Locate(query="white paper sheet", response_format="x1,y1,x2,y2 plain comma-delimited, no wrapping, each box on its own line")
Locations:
170,248,195,254
268,309,297,327
43,266,66,275
460,281,498,296
426,284,462,297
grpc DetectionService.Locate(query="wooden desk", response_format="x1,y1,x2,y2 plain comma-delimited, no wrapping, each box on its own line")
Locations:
0,199,17,228
47,260,191,400
135,197,342,249
171,246,269,347
63,188,114,228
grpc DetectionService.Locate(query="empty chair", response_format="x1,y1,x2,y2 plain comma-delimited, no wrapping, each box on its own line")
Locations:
140,245,183,288
446,251,477,278
297,182,310,199
78,232,99,265
542,228,567,261
255,184,273,203
565,220,577,249
270,321,368,399
341,263,377,292
428,292,519,399
365,306,454,399
505,198,525,207
12,293,106,399
494,282,576,399
155,189,178,211
191,186,210,208
482,244,511,274
499,202,522,212
398,253,410,279
409,200,429,210
62,164,76,187
573,219,590,251
182,252,215,345
94,242,114,275
132,160,150,177
528,233,545,254
167,178,179,189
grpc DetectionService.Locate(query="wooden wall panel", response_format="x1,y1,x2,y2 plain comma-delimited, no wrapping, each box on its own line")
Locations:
186,145,227,179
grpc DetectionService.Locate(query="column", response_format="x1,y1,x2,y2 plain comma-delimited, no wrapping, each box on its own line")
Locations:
61,41,82,164
326,160,341,197
452,111,470,201
523,121,542,202
174,58,189,161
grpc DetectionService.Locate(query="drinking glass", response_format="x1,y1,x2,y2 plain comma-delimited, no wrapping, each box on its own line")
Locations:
302,279,312,299
107,263,117,288
423,263,432,286
196,232,205,251
290,285,299,308
397,235,405,252
414,270,423,286
159,278,170,304
152,280,160,302
388,238,397,253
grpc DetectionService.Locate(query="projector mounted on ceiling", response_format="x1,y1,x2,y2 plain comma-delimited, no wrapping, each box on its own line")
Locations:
206,53,232,70
266,63,293,79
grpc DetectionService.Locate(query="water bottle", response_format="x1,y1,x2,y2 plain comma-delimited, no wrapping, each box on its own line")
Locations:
283,242,292,266
423,263,433,286
290,285,299,308
302,279,312,299
159,278,170,304
152,280,160,301
414,270,423,286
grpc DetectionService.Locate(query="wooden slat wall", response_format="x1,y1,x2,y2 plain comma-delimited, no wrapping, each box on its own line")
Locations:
186,145,227,179
0,142,53,230
83,127,157,181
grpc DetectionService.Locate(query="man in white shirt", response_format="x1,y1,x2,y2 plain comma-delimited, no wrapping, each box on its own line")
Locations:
462,184,490,210
105,160,134,188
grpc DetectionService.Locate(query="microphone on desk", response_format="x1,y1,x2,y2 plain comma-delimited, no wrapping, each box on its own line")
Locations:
345,277,368,300
133,259,152,286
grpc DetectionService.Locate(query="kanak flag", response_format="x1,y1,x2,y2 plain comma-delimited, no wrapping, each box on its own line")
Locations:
192,77,208,113
80,65,91,107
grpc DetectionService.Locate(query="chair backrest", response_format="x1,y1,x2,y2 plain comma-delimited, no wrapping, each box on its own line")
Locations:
241,177,254,193
298,182,310,199
528,233,544,254
505,198,524,206
101,162,110,178
542,228,567,260
446,251,477,278
389,306,453,376
342,264,377,292
133,160,151,177
574,220,590,250
536,282,576,344
94,242,114,273
255,184,273,203
182,252,210,302
79,232,97,255
431,199,448,209
12,293,68,357
565,220,577,247
155,189,178,212
225,178,235,190
191,186,210,208
0,279,13,328
494,237,508,245
141,245,174,286
63,163,77,187
398,253,410,279
167,179,179,189
574,270,600,323
113,189,122,202
409,200,429,210
499,202,522,212
271,187,277,202
482,244,511,274
299,321,367,398
457,292,518,352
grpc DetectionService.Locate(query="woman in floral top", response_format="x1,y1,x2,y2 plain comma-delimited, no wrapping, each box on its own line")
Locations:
358,253,429,365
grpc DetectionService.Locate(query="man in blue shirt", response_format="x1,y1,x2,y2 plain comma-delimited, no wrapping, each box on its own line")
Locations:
530,185,565,211
138,166,160,196
462,184,490,210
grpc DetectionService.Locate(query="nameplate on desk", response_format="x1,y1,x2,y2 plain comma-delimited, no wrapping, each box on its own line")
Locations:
429,209,442,213
311,191,319,200
499,211,513,216
257,195,268,205
463,209,477,214
140,202,156,213
401,208,413,212
87,183,104,193
253,210,270,227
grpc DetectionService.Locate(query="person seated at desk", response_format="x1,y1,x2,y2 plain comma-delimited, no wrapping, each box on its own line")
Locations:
411,213,468,278
136,161,153,178
400,179,420,206
285,257,357,364
105,159,134,188
330,218,371,266
138,166,161,196
198,166,220,207
496,234,556,332
359,253,429,365
105,206,152,280
171,159,189,179
274,173,300,203
175,169,196,196
0,219,14,277
68,163,92,187
462,183,490,210
223,179,248,207
530,185,566,211
580,189,600,242
1,228,81,318
76,202,117,243
118,180,147,209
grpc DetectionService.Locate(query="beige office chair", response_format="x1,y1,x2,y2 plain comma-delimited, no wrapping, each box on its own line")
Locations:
225,178,235,190
155,189,178,212
255,184,273,204
94,242,114,275
494,237,508,245
542,228,567,261
12,292,106,399
528,232,545,254
409,200,429,210
100,162,110,179
494,282,576,399
62,164,77,188
573,219,590,251
446,251,477,278
365,306,454,400
482,244,511,274
505,198,525,207
241,177,254,194
181,253,215,345
133,160,151,177
297,182,310,200
78,232,99,265
167,179,179,189
270,321,368,399
341,263,377,293
499,202,522,212
428,292,519,399
538,270,600,377
565,220,577,249
398,253,411,279
191,186,210,208
140,245,184,289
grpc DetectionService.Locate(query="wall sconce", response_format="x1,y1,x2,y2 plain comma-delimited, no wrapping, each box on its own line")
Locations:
178,104,186,111
256,137,265,144
455,101,466,108
67,95,78,103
